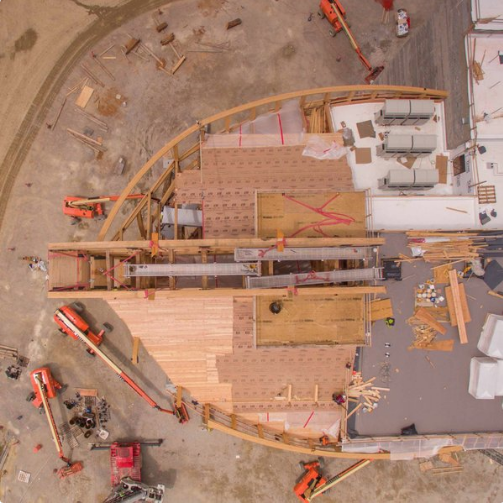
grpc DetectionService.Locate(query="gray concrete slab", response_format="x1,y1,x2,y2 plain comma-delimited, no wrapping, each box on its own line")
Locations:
356,233,503,437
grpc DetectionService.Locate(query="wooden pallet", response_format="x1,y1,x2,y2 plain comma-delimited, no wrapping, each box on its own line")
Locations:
478,185,496,204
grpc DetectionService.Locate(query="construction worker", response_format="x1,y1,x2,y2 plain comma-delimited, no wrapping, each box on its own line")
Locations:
332,393,347,405
385,317,395,327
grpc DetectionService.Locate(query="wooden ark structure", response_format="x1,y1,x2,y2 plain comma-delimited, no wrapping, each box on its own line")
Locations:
47,86,503,459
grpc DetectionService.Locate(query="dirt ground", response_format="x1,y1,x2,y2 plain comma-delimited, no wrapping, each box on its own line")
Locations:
0,1,501,502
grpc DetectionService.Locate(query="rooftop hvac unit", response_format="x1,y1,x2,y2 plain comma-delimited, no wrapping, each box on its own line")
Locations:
375,99,435,126
376,134,436,158
378,169,439,190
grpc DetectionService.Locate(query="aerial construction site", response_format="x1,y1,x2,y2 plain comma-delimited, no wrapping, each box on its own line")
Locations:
0,0,502,502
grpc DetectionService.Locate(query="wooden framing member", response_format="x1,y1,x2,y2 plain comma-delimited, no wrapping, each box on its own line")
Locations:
50,236,385,255
132,337,140,365
208,420,391,459
146,193,153,239
105,251,112,291
448,270,468,344
48,285,387,299
204,403,210,425
176,387,183,408
110,161,175,241
201,249,208,289
137,212,146,239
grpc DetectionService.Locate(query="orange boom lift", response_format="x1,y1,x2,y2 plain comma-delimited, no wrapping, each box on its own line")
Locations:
318,0,384,83
54,308,189,424
28,367,83,478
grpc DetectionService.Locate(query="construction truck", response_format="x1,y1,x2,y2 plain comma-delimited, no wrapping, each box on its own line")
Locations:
103,477,165,503
28,367,83,478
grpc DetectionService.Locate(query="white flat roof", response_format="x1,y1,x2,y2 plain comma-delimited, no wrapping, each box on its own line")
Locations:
330,102,450,196
471,0,503,31
371,196,479,231
467,32,503,139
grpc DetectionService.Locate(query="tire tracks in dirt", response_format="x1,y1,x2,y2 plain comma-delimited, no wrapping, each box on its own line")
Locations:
0,0,173,230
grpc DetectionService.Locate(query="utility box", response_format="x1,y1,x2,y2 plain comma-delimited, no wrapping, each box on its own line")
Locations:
375,99,435,126
468,357,500,399
478,313,503,359
376,134,437,158
378,169,439,190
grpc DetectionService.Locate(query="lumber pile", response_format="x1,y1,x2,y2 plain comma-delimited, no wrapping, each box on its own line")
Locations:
419,452,463,475
407,233,481,262
306,106,329,133
472,61,484,83
67,128,107,156
347,373,388,416
446,270,470,344
407,307,454,351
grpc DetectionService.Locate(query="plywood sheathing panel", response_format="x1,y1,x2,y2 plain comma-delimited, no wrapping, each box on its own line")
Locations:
370,298,394,321
256,191,366,239
108,295,355,414
238,409,342,439
175,145,354,238
256,295,365,346
107,297,235,403
47,253,90,290
217,346,355,411
233,298,254,350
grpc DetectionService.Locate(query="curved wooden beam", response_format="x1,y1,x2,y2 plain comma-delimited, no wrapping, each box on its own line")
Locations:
207,420,465,459
98,85,448,241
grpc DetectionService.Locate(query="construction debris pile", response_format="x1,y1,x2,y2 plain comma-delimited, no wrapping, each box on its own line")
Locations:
407,232,481,262
346,372,388,418
407,231,503,263
62,391,111,444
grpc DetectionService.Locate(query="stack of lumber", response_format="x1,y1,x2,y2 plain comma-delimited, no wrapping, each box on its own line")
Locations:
419,452,463,475
407,307,454,351
346,373,388,416
305,106,329,133
446,270,470,344
407,233,481,262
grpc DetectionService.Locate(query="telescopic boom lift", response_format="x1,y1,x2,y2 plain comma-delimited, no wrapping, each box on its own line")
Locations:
28,367,83,477
54,308,189,423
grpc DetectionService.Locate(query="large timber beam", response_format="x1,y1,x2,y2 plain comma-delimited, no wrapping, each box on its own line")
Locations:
48,285,386,299
48,236,385,256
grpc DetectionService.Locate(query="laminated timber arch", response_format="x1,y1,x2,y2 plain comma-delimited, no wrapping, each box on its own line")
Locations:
97,85,449,242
